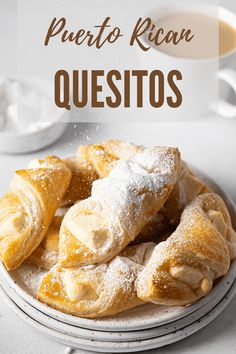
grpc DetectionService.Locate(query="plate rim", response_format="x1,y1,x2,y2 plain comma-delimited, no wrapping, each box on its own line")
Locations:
0,166,236,332
0,280,235,353
1,268,235,342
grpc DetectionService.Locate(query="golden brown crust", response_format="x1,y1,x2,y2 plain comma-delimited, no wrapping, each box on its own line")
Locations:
0,157,71,270
137,193,236,306
1,141,234,318
59,146,180,267
37,243,155,318
28,155,99,207
62,157,98,206
161,161,212,226
76,143,211,241
77,140,144,178
130,213,174,245
26,216,63,269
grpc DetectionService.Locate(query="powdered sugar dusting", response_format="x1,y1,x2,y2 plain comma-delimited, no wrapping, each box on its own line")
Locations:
104,256,140,294
41,251,58,266
65,146,180,263
132,147,178,179
16,264,46,296
136,193,236,302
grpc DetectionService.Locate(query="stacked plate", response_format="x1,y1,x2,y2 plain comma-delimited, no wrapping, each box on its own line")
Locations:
0,169,236,353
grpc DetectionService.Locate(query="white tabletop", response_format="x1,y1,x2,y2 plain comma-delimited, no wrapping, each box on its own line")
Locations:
1,0,236,352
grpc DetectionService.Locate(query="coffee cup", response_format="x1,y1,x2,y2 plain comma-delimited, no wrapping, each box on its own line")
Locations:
137,3,236,119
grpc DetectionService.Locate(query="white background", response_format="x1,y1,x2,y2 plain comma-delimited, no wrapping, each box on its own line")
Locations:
0,0,236,353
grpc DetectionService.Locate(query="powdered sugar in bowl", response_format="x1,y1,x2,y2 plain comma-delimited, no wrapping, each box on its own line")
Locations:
0,77,68,154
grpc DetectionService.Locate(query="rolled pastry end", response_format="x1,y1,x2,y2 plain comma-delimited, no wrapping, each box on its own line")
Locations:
63,275,98,302
169,265,204,287
137,264,213,306
67,212,109,252
200,278,212,293
169,265,213,295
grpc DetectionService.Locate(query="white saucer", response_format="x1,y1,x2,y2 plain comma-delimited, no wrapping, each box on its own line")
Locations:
1,280,235,352
0,262,236,341
0,264,235,343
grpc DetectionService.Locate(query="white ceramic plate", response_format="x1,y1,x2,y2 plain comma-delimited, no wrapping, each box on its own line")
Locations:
1,280,235,353
0,168,236,332
0,264,235,343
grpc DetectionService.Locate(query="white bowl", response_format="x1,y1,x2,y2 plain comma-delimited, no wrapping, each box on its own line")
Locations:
0,122,68,154
0,77,68,154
